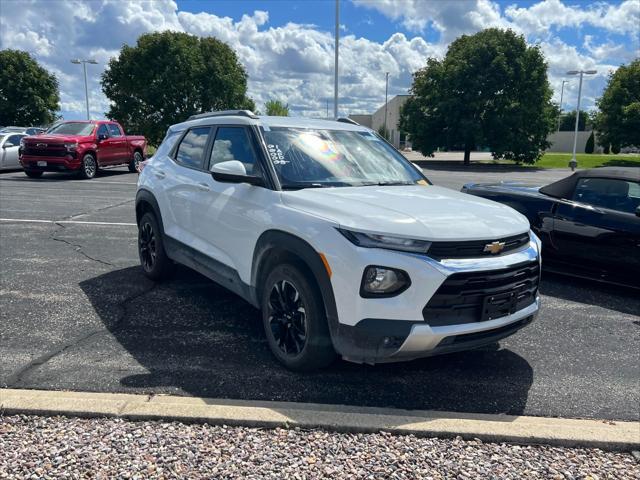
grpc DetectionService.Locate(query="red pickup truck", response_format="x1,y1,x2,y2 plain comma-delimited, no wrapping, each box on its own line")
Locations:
20,120,147,179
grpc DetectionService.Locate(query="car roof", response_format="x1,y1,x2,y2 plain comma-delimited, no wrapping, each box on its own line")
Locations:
540,167,640,199
170,111,369,134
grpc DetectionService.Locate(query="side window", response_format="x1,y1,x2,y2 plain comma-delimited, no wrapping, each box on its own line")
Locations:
209,127,260,176
97,124,109,138
107,124,123,137
7,134,22,146
175,127,211,169
573,177,640,214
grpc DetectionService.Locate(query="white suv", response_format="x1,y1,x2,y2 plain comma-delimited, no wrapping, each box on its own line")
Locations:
136,110,541,370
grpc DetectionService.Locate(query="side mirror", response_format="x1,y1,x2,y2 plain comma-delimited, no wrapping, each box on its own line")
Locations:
3,142,14,148
97,133,108,141
210,160,264,186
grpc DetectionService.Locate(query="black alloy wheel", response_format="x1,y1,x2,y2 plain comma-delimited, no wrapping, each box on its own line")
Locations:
267,279,308,356
138,220,157,272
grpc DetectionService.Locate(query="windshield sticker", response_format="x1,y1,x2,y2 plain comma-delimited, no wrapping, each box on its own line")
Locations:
360,131,380,141
295,132,340,161
267,144,288,165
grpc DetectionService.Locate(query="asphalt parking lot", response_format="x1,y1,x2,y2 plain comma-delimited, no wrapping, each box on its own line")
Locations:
1,167,638,421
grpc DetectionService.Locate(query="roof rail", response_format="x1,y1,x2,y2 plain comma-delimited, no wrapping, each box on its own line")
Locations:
336,117,359,125
187,110,259,121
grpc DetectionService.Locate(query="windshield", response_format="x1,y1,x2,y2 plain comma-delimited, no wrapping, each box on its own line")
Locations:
46,122,95,136
261,127,424,188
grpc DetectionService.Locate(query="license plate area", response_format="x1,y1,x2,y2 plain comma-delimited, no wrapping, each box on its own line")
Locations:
37,161,47,167
481,291,518,321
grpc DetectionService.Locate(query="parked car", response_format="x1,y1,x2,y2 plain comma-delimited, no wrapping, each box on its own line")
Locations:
135,110,541,370
462,167,640,288
0,132,27,170
19,120,147,179
0,126,45,135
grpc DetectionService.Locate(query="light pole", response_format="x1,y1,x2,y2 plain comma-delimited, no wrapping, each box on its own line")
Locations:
333,0,340,119
384,72,389,139
71,59,98,120
566,69,596,171
557,80,568,132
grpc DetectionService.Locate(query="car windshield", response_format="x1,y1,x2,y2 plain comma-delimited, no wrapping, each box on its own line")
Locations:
46,122,95,136
260,127,424,188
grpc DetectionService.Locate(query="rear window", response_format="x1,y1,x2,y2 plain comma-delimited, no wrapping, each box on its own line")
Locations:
175,127,211,169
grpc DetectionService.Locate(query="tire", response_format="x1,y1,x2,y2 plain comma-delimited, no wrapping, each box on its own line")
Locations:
129,150,143,173
24,170,43,178
138,212,174,281
78,153,97,179
261,263,336,371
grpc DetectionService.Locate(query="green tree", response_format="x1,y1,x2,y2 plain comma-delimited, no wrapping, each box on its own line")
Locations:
0,49,60,126
101,32,255,145
558,110,589,131
400,28,555,165
265,99,289,116
595,59,640,151
585,131,595,154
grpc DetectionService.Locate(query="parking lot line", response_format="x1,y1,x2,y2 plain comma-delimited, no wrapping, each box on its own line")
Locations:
0,218,136,226
2,388,638,451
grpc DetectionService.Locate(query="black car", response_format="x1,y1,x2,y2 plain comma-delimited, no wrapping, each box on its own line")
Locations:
462,167,640,288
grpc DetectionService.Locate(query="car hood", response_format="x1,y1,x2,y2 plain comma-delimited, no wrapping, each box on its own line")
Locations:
282,185,530,241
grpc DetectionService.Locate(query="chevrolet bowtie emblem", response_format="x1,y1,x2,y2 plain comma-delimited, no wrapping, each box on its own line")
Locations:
484,241,506,254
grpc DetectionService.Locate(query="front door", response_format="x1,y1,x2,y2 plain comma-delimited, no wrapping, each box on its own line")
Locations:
1,134,24,169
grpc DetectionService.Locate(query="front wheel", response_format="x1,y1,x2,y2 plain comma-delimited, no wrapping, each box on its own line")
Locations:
129,150,143,173
78,153,97,179
261,263,335,371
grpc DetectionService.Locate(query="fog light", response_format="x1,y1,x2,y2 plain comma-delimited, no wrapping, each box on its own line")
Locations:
360,266,410,297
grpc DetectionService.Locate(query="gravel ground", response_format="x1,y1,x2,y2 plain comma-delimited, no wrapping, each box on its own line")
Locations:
1,415,638,479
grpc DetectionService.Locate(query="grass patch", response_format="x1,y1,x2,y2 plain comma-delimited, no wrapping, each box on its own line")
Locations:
531,153,640,169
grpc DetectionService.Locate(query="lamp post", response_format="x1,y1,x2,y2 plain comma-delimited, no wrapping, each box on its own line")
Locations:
71,59,98,120
384,72,389,139
566,69,596,171
333,0,339,119
557,80,568,132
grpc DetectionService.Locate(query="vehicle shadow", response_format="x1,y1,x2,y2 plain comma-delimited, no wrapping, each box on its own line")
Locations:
540,271,640,317
0,167,133,181
80,265,534,416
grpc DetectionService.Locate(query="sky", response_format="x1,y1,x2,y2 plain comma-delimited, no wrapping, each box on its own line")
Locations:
1,0,638,122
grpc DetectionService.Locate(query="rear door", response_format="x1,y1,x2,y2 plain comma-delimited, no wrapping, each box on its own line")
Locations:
551,177,640,283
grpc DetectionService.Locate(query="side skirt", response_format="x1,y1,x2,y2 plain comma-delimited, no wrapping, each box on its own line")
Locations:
163,235,260,308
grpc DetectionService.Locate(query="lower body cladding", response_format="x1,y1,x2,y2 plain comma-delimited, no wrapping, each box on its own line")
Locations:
330,236,541,364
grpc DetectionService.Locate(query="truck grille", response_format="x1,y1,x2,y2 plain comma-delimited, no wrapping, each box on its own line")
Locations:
23,144,67,157
423,261,539,326
427,233,530,259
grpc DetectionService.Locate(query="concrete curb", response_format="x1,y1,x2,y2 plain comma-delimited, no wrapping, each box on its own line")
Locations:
2,388,638,451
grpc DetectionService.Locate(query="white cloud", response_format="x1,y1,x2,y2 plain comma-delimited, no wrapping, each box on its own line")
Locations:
0,0,637,121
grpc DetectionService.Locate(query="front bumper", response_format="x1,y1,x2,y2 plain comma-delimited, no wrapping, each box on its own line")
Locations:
331,234,541,364
20,154,81,172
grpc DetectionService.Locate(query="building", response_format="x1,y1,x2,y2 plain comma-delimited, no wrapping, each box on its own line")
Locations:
349,94,411,149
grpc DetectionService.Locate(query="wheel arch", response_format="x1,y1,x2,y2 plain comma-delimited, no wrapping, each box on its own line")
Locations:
135,189,165,234
251,230,339,336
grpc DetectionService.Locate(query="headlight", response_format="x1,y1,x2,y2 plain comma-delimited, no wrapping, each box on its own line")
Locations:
360,266,411,297
338,228,431,253
64,142,78,151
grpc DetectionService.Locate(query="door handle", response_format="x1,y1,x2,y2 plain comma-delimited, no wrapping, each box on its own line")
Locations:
154,170,166,179
196,182,210,192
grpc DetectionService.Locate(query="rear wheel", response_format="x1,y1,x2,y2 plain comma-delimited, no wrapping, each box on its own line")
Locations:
261,263,335,371
78,153,97,179
24,170,43,178
138,212,174,280
129,150,143,173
